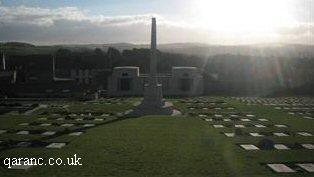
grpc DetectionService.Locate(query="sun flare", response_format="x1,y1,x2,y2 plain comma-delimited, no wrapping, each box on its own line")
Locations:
190,0,295,34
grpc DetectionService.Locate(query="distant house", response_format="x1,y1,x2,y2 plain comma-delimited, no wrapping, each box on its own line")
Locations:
6,55,54,84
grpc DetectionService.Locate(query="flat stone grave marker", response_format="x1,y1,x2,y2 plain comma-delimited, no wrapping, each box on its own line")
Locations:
38,117,47,120
205,118,213,122
69,132,83,136
241,119,251,122
0,130,7,134
9,160,33,170
304,116,314,119
41,131,56,136
296,163,314,172
254,124,266,128
116,112,123,117
57,118,65,121
223,119,231,122
267,164,295,173
274,144,290,150
199,114,207,117
75,118,83,121
61,123,74,127
46,142,66,149
250,133,264,137
240,144,259,150
301,144,314,149
235,124,245,128
83,124,95,127
19,123,29,126
258,119,269,122
40,123,51,127
51,114,60,117
273,132,289,137
274,124,288,128
297,132,313,136
16,141,32,147
246,114,255,117
224,133,235,137
214,114,223,118
16,131,29,135
94,118,104,121
231,114,239,118
213,125,224,128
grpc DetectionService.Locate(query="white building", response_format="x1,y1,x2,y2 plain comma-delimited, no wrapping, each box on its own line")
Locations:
108,66,203,96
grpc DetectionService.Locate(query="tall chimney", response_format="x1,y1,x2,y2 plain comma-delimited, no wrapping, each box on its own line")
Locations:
52,54,56,79
2,53,6,71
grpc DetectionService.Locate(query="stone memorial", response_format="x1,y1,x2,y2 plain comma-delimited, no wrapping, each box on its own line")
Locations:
127,18,180,117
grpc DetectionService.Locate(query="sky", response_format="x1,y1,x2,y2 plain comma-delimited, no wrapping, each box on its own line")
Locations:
0,0,313,45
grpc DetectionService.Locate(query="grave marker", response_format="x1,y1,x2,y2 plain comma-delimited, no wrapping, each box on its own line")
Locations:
69,132,83,136
301,144,314,150
274,124,288,128
254,124,266,128
16,131,29,135
240,144,259,150
46,143,66,149
273,133,289,137
267,164,295,173
213,125,224,128
224,133,235,137
297,132,313,136
61,124,74,127
41,131,56,136
250,133,264,137
9,160,33,170
297,163,314,172
274,144,290,150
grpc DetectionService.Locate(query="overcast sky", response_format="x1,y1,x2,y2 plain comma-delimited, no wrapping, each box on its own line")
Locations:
0,0,313,45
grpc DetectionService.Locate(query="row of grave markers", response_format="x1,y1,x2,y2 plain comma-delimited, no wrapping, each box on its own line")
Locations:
266,163,314,173
190,98,314,174
235,97,314,120
240,143,314,150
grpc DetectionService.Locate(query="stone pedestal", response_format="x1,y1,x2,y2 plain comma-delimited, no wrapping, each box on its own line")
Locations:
127,83,179,117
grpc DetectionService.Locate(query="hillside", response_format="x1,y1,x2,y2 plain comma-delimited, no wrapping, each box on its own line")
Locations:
1,42,313,58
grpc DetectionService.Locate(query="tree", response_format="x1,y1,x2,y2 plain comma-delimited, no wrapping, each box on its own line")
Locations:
94,48,103,56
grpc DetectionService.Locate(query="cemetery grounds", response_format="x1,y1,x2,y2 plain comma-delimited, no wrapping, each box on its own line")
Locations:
0,97,313,177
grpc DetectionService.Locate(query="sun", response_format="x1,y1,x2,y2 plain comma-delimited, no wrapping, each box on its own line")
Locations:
190,0,295,34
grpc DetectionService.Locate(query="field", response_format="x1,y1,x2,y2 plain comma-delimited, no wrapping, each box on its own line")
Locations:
0,97,313,177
